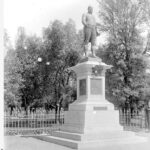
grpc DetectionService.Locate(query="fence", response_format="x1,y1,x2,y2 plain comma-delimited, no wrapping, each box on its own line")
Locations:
4,111,64,136
119,109,150,132
5,108,150,136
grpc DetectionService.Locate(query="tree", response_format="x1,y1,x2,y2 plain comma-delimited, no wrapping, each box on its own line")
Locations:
143,34,150,107
15,27,44,114
42,20,81,118
64,19,83,55
4,29,24,115
4,49,24,115
140,0,150,27
143,32,150,55
97,0,148,109
5,20,82,115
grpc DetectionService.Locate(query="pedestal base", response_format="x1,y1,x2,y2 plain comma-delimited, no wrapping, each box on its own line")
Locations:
36,129,147,149
36,100,148,149
61,100,122,134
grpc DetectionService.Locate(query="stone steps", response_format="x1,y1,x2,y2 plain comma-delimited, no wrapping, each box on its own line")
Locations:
34,131,148,149
78,136,147,149
51,130,135,141
52,131,82,141
35,135,78,149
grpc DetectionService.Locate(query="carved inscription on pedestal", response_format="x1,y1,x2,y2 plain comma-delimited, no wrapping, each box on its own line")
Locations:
90,78,102,95
94,107,107,111
79,79,86,96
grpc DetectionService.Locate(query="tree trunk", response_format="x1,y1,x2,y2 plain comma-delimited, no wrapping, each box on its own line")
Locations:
25,106,28,116
58,101,62,124
10,107,13,116
55,105,58,124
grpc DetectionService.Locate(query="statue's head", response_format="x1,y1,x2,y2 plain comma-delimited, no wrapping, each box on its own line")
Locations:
88,6,93,14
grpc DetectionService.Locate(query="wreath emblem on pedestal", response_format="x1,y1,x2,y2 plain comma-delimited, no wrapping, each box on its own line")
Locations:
92,65,104,76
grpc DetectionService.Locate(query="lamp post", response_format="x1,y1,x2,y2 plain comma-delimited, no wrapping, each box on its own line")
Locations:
24,46,27,50
37,57,50,66
37,57,42,63
37,57,50,102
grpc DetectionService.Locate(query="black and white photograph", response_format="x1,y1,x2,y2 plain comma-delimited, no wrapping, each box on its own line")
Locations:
2,0,150,150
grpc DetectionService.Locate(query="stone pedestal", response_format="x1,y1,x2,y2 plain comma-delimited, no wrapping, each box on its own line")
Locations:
37,57,147,149
62,57,122,134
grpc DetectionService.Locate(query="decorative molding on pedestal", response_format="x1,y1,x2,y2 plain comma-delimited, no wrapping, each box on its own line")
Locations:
69,57,112,103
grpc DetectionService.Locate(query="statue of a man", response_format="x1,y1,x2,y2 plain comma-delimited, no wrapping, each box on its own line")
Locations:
82,6,99,57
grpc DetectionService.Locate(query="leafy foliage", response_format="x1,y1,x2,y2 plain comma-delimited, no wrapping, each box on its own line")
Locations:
97,0,148,109
4,49,24,114
42,20,81,113
4,20,82,115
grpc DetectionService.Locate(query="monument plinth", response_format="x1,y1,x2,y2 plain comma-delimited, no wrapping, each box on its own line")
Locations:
37,57,147,149
61,57,123,135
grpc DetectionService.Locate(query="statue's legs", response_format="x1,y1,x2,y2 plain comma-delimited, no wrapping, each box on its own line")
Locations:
84,44,89,57
91,45,97,57
91,27,97,57
83,26,97,57
84,27,92,57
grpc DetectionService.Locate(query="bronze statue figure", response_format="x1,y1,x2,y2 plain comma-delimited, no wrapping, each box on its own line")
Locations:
82,6,100,57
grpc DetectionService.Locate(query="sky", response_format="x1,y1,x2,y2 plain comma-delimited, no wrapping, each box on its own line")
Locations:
4,0,104,47
4,0,149,49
